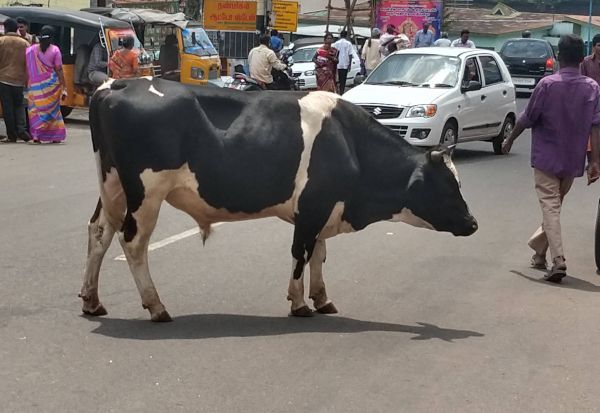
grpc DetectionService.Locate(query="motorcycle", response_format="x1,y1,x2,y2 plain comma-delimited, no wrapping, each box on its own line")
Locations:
228,63,298,91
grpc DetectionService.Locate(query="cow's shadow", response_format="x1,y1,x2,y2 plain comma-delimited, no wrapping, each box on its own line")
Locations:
84,313,484,342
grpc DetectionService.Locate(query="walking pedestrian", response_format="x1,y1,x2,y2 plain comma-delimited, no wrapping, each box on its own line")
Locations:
313,32,338,92
361,28,381,76
502,34,600,283
332,30,359,95
379,24,398,59
16,17,35,44
413,21,434,48
451,29,475,48
25,25,67,144
581,34,600,83
0,18,31,143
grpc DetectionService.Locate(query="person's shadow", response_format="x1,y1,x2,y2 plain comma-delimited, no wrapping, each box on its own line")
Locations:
84,313,484,343
511,270,600,292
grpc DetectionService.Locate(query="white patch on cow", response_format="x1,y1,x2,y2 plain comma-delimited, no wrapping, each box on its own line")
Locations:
318,202,355,239
390,207,434,230
148,84,165,98
444,153,460,184
292,92,340,213
95,78,115,93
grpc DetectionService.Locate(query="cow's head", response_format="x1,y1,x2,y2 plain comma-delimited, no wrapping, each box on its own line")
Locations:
393,147,477,236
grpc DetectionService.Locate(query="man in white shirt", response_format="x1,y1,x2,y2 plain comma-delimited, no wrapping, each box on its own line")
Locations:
248,34,287,89
451,29,476,48
433,32,452,47
333,30,360,95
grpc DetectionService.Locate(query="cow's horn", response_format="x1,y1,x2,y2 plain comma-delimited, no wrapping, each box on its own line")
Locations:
429,150,444,163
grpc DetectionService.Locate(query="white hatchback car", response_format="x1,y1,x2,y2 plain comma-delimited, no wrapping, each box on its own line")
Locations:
343,48,517,154
290,44,361,90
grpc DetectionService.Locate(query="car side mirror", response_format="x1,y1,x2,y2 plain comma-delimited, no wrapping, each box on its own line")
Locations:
461,80,482,93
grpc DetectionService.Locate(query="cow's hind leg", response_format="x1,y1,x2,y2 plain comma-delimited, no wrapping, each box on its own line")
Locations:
118,198,171,322
80,198,116,316
309,239,337,314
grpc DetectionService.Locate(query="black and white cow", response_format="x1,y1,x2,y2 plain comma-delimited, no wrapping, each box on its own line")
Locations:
80,78,478,322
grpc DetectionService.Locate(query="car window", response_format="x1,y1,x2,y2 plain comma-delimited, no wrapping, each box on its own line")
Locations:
293,47,318,63
501,41,549,58
463,57,481,85
366,54,461,87
479,55,503,86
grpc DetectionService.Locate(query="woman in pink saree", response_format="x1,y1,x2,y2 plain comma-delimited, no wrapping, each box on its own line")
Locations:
26,26,67,144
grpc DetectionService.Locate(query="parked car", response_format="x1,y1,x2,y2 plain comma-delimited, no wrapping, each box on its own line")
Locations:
290,44,361,90
498,38,557,93
343,48,517,154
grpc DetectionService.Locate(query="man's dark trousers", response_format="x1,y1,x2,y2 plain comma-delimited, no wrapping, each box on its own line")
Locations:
0,82,28,141
337,68,349,95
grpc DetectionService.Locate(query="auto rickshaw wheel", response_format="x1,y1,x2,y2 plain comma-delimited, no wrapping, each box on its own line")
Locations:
595,199,600,271
60,106,73,118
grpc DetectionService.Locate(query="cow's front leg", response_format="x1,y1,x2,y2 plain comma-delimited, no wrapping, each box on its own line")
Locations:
119,202,171,322
309,239,338,314
80,199,115,316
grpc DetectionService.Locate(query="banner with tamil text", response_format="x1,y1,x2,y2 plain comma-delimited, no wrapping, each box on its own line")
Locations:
376,0,443,45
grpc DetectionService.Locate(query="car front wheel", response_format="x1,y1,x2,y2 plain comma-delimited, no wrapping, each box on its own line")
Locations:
493,116,515,155
440,120,458,147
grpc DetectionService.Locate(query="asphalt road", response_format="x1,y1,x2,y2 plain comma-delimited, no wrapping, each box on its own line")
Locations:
2,98,600,412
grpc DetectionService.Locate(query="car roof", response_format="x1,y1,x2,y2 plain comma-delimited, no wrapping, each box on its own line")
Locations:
0,6,130,30
392,47,498,58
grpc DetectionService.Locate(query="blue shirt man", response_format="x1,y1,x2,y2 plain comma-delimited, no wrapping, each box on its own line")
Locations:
413,22,434,48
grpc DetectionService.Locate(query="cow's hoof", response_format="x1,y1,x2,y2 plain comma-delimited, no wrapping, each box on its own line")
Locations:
316,302,338,314
82,303,108,317
289,305,314,317
151,309,173,322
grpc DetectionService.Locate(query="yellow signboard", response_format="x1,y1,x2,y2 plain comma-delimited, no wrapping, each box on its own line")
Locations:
204,0,257,32
272,0,299,32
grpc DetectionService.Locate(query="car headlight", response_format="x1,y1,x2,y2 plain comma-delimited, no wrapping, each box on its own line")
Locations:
304,70,315,76
191,67,205,80
405,104,437,118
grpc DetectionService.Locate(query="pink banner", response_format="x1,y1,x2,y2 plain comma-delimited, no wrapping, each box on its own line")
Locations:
376,0,443,45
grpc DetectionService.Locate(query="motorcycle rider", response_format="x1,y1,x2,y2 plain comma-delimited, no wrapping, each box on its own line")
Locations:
248,34,287,90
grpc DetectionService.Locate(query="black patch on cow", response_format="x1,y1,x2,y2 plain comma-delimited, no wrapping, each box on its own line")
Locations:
90,198,102,224
121,211,137,243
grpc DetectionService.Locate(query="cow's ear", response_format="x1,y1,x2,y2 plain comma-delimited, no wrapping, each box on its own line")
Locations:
407,166,424,190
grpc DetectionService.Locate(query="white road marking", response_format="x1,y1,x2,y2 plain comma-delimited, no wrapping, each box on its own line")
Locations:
114,222,224,261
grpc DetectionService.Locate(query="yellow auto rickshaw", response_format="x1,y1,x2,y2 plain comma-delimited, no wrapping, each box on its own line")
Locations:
83,7,221,86
0,6,153,117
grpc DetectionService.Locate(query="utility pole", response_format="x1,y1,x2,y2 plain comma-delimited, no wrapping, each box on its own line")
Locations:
589,0,593,55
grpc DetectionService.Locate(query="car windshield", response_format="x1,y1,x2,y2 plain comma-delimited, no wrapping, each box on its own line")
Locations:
182,27,217,57
366,54,461,88
293,47,318,63
501,41,549,58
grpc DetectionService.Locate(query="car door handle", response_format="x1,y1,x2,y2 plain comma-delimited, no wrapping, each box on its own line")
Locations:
481,95,487,101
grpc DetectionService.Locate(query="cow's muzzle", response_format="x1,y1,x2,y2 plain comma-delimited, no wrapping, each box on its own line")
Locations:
454,216,478,237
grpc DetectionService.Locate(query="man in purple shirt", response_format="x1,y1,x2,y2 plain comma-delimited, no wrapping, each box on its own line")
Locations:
502,34,600,283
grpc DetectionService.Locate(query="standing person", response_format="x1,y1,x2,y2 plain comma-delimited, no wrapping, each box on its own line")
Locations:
269,29,283,54
361,28,381,76
451,29,475,48
0,18,31,143
581,34,600,83
88,38,109,86
502,34,600,283
433,32,451,47
379,24,397,59
333,30,359,95
312,32,338,93
25,25,67,144
248,34,287,90
413,21,434,48
108,36,139,79
16,17,35,44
